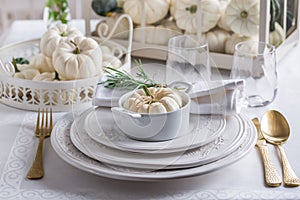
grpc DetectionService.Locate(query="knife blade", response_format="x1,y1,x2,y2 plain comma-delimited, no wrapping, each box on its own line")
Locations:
252,118,282,187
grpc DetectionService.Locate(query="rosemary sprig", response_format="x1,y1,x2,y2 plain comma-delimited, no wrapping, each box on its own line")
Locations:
99,60,159,90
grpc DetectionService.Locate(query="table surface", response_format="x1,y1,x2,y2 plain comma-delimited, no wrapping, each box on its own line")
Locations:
1,20,300,200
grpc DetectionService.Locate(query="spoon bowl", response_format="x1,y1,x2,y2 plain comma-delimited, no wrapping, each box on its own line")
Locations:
261,110,290,145
261,110,300,187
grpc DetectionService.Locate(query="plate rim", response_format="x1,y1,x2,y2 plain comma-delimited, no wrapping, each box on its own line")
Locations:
70,109,246,169
50,110,257,181
84,107,226,154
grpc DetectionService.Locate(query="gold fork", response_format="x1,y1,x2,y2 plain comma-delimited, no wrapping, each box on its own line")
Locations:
27,107,53,179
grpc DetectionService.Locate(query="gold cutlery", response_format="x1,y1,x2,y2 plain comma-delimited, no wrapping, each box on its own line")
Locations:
27,108,53,179
252,118,282,187
261,110,300,187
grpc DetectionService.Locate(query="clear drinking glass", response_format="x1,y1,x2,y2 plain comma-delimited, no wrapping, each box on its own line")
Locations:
230,41,277,107
166,35,210,84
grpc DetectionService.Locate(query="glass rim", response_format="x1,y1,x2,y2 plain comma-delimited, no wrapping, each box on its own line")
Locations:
234,41,276,56
168,35,208,50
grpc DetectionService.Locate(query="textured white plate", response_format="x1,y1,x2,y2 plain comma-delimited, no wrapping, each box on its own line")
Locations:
50,111,257,181
70,108,246,170
84,107,226,154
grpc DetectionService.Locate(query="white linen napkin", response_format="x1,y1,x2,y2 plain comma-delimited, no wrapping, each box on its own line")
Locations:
92,85,127,107
187,79,245,115
93,79,245,115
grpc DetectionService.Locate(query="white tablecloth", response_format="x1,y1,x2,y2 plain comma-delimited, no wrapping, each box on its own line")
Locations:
0,20,300,200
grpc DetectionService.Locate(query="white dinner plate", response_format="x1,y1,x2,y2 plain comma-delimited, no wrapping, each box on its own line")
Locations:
50,111,257,181
70,108,247,170
84,107,226,154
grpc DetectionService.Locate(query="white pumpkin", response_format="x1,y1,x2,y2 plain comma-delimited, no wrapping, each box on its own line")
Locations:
30,53,55,73
169,0,176,16
133,19,182,45
123,0,170,25
203,28,231,53
225,33,256,54
123,87,182,114
52,36,102,80
269,22,285,47
172,0,221,33
13,64,40,80
32,72,56,81
100,45,113,56
217,0,231,31
40,24,83,57
102,55,122,69
225,0,260,37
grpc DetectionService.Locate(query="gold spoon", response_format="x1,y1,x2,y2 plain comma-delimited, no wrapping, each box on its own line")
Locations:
261,110,300,187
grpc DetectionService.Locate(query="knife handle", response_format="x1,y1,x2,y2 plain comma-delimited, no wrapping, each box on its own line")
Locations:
257,145,282,187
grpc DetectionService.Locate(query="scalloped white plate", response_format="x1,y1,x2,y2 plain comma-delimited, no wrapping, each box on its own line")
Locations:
70,108,247,170
84,107,226,154
51,110,256,181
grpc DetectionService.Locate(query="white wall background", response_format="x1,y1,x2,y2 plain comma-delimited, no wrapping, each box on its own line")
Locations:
0,0,98,36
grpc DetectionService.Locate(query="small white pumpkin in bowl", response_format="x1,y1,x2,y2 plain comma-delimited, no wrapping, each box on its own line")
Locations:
52,36,103,80
32,72,56,81
30,53,55,73
111,86,191,141
123,86,183,114
40,24,83,57
13,63,40,80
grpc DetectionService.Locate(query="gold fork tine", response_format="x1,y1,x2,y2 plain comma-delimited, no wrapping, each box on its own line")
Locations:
41,108,45,135
44,108,47,134
50,108,53,132
27,107,52,179
35,108,40,136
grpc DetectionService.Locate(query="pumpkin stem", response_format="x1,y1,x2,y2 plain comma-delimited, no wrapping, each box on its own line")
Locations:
70,40,80,54
61,31,67,37
54,71,60,80
186,5,197,14
240,11,248,19
11,57,20,73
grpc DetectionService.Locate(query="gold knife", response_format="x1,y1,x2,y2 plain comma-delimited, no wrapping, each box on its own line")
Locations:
252,118,282,187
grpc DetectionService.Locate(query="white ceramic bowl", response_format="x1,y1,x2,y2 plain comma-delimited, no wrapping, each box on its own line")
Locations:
111,89,191,142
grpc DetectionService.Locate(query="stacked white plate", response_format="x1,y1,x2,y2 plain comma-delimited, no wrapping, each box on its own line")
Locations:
51,107,257,181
